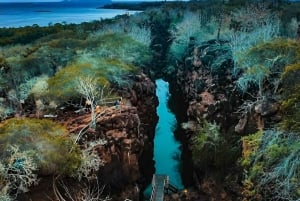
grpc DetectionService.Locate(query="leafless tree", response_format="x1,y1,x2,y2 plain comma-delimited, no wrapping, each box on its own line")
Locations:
75,76,106,128
53,176,111,201
0,145,39,197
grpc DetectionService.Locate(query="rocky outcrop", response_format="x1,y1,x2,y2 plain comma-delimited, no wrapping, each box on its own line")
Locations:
175,39,282,134
170,40,242,201
94,106,143,200
175,39,240,132
41,73,158,201
78,73,158,201
119,73,158,192
171,39,283,201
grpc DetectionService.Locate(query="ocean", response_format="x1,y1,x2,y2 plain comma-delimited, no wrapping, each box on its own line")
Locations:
0,3,138,28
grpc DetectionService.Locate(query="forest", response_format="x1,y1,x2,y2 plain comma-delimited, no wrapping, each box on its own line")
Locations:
1,0,300,200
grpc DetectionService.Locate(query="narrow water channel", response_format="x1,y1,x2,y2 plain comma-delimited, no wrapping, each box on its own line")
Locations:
143,79,184,199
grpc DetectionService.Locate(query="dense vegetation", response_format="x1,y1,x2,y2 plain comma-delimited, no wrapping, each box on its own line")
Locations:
145,1,300,200
0,9,152,201
0,118,81,199
1,0,300,200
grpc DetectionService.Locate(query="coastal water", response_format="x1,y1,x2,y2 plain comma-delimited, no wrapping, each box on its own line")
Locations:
144,79,184,199
0,3,138,28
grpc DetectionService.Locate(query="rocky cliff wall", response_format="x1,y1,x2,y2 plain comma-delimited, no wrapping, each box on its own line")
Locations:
169,40,243,201
90,73,158,201
168,38,283,201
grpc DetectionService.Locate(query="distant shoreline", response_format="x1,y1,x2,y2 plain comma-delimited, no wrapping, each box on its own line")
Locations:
100,1,165,11
0,1,111,9
0,4,138,28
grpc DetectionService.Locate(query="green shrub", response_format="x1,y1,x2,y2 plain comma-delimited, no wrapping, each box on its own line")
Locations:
0,118,81,176
229,4,280,69
281,63,300,132
265,144,289,165
89,33,152,66
47,56,138,102
236,64,270,96
75,144,105,181
30,75,49,100
0,187,13,201
241,178,261,201
0,24,80,46
240,131,263,168
47,63,105,102
0,145,38,195
191,121,240,171
47,38,84,49
192,121,223,169
240,129,300,201
168,10,222,61
236,39,300,95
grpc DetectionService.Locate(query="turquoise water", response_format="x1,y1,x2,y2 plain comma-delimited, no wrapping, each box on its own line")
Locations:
144,79,183,199
0,4,138,27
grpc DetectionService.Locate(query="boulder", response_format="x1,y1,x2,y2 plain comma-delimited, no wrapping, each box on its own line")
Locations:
235,115,248,133
255,99,279,117
181,121,197,131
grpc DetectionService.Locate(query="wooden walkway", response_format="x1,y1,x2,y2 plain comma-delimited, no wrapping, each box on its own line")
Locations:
150,174,179,201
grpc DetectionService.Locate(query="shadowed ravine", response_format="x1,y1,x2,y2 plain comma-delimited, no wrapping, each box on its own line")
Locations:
143,79,184,200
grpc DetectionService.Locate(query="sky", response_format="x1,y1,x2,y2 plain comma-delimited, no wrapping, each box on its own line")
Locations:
0,0,114,2
0,0,153,2
0,0,62,2
0,0,152,2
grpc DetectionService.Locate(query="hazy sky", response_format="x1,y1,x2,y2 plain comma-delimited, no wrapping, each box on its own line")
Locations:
0,0,62,2
0,0,164,2
0,0,166,2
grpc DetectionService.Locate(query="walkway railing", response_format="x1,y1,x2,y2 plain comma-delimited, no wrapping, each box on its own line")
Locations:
150,174,179,201
98,97,122,106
